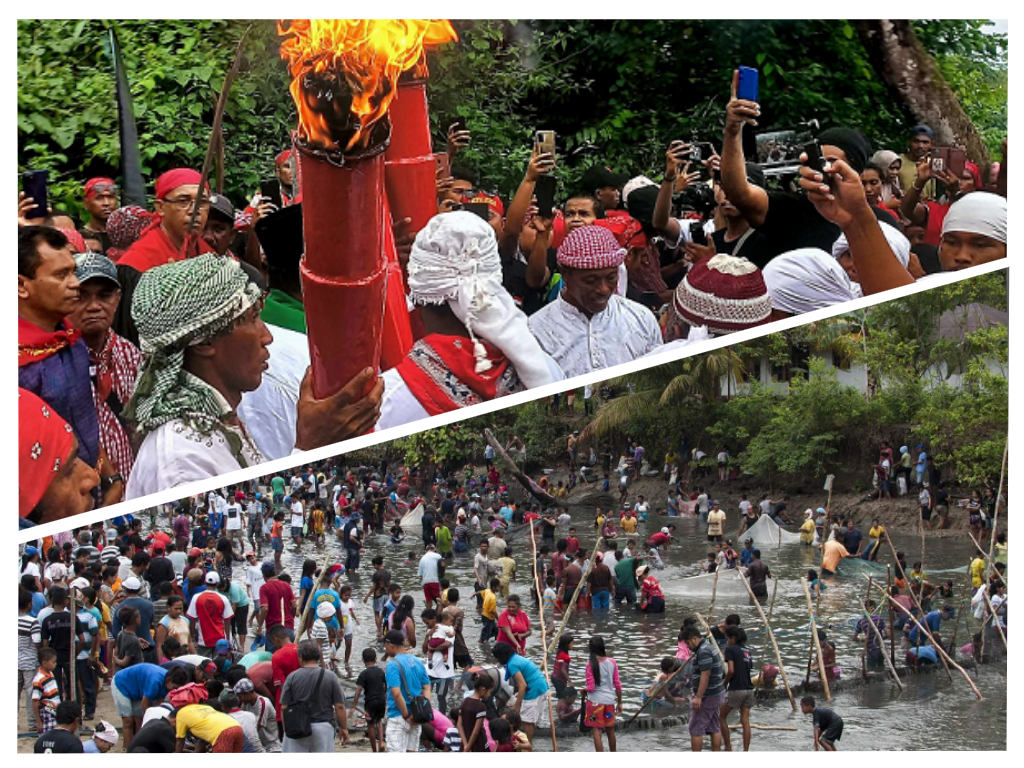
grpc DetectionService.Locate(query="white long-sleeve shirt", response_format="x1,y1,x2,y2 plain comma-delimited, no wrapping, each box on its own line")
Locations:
528,293,662,378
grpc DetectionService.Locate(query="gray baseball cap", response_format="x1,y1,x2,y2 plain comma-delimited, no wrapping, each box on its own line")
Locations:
74,251,120,287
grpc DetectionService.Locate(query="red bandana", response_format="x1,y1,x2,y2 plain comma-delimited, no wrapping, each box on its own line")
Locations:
395,334,511,417
18,317,81,368
19,388,76,518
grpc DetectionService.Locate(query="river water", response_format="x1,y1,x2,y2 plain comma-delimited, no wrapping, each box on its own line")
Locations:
187,502,1005,751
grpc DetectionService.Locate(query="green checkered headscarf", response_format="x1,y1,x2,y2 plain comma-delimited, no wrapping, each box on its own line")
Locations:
125,255,263,439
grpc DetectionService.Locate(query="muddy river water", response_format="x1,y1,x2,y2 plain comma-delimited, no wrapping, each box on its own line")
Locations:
200,501,1005,751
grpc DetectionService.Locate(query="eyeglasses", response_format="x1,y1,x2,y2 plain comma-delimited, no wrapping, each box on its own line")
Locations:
89,184,119,196
160,197,211,211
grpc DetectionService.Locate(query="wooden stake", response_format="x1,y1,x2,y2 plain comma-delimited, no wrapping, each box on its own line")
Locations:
529,521,557,752
737,570,795,710
766,576,779,626
708,566,721,620
886,564,896,666
800,578,831,702
859,597,903,690
547,538,604,656
729,725,797,732
986,442,1008,583
882,533,942,676
867,579,982,699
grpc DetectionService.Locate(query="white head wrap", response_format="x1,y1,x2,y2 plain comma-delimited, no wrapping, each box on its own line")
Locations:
407,211,560,389
941,191,1007,244
831,221,911,268
763,248,862,315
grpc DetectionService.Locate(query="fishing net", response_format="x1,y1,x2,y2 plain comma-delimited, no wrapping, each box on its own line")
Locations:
660,567,752,604
741,514,807,547
834,556,888,579
399,503,424,530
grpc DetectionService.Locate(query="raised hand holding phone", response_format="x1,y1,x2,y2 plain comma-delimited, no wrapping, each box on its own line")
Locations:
665,141,691,180
797,156,869,230
526,149,555,182
725,69,761,135
447,120,471,157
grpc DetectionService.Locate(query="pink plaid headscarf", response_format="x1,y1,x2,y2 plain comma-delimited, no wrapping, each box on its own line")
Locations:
105,205,155,261
556,225,626,270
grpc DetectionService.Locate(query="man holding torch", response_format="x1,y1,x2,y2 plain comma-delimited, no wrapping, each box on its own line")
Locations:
125,255,383,500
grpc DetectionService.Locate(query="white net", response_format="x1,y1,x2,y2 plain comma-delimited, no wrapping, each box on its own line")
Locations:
741,514,807,547
660,567,753,604
399,503,424,530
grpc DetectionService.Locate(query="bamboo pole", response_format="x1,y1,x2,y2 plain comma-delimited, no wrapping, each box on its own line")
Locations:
804,578,821,685
867,579,982,700
737,570,795,710
694,613,727,666
861,578,873,681
729,725,797,732
859,598,903,690
296,551,336,642
886,564,896,666
766,576,779,626
986,443,1008,583
547,538,604,655
69,587,77,707
529,522,557,752
708,566,721,620
800,578,831,702
882,533,944,677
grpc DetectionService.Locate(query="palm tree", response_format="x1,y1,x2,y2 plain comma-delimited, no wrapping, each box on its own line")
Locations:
582,346,747,442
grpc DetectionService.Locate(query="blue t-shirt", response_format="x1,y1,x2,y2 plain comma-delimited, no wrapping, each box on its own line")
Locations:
908,610,943,644
114,663,167,702
385,654,431,719
500,506,514,524
505,654,549,701
740,547,754,566
908,645,938,664
311,589,342,630
30,591,48,617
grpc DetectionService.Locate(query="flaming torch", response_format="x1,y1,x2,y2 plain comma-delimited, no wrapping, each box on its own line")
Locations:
278,19,456,398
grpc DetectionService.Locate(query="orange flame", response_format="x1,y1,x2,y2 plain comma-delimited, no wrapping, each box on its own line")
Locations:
279,19,457,152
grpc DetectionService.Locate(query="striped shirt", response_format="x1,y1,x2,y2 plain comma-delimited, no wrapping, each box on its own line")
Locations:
32,669,60,710
18,614,41,670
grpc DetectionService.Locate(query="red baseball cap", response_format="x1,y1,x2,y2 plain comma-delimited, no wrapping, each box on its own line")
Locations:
461,191,504,217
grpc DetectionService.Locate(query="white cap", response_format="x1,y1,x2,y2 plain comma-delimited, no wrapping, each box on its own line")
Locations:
122,576,142,591
661,527,670,535
70,577,90,590
204,572,220,586
316,602,337,619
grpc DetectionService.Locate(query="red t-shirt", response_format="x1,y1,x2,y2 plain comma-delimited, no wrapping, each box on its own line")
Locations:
259,579,295,629
186,590,234,647
271,644,300,721
647,532,671,548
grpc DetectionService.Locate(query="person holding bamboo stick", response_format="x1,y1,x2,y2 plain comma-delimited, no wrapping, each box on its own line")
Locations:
854,599,890,669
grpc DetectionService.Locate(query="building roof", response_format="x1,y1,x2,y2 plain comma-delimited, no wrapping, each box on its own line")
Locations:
936,303,1007,342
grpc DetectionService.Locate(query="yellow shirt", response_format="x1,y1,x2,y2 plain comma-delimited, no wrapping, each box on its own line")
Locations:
621,517,638,533
800,519,816,544
869,526,885,540
175,704,239,744
970,557,986,588
481,589,498,621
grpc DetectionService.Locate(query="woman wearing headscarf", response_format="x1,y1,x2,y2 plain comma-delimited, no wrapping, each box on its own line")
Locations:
375,212,563,431
870,150,904,205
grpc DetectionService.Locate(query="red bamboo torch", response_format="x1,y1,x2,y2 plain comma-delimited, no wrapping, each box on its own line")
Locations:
278,20,457,398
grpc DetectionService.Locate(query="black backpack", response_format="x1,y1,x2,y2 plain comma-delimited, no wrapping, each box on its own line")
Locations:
282,667,326,739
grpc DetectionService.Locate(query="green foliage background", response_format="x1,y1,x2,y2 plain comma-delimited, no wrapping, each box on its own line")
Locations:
18,19,1006,221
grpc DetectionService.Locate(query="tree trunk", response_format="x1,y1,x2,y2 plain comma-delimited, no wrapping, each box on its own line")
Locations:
854,20,991,169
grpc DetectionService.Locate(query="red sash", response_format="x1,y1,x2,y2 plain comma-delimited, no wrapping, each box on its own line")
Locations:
394,334,511,416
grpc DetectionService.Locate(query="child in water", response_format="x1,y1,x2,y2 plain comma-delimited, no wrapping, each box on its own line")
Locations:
557,688,582,724
801,696,843,751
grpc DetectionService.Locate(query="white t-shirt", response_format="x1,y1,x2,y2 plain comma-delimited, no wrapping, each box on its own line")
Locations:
290,502,305,528
634,502,650,516
759,499,772,516
707,509,727,536
739,500,752,516
696,494,709,513
717,451,729,463
557,513,572,527
225,503,243,531
418,552,444,585
22,562,41,580
339,599,357,636
246,565,266,599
